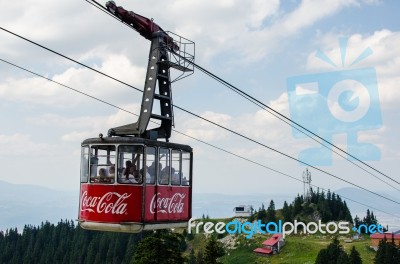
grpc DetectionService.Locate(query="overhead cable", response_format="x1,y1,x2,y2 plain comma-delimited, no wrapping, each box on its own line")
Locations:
1,57,398,220
1,54,399,207
183,56,399,187
83,0,397,187
1,25,398,202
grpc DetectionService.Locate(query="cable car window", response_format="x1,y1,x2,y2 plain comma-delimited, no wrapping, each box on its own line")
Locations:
145,146,156,184
182,151,191,186
171,149,181,185
118,145,144,184
80,146,89,183
159,148,170,185
89,145,116,184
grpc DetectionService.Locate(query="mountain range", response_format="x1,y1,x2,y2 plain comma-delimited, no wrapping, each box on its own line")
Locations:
0,180,398,231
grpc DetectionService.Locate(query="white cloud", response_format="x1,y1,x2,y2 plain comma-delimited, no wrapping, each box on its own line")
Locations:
226,0,360,64
0,0,377,71
173,94,304,160
280,0,357,33
127,0,361,65
61,131,94,142
175,111,233,142
27,104,141,142
0,134,54,156
0,54,145,107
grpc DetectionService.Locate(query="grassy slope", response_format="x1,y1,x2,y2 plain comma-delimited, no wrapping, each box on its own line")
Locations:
219,234,376,264
185,217,377,263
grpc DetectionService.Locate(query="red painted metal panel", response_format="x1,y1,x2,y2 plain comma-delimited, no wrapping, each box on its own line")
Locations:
144,185,191,222
79,184,143,223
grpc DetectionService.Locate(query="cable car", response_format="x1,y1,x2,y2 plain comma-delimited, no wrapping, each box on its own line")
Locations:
79,137,193,232
78,1,195,232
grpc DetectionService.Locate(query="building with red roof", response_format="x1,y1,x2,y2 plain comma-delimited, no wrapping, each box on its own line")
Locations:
253,234,285,255
370,230,400,250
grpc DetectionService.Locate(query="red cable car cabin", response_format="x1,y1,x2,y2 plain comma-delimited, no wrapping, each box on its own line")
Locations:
79,1,195,232
78,137,193,232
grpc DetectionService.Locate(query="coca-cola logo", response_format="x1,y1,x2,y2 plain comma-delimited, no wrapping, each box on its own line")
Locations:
80,191,131,215
150,192,186,214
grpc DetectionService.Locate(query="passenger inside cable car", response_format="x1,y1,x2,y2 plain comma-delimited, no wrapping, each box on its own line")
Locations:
81,143,192,186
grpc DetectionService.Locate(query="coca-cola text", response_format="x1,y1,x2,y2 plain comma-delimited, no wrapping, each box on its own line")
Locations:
80,191,131,215
150,192,186,214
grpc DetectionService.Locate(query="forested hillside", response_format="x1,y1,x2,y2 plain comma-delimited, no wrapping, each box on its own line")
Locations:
0,220,218,264
278,188,353,223
0,220,145,264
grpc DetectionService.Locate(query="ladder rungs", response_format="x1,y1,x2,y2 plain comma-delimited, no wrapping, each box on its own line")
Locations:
157,73,169,79
157,61,193,72
151,114,172,121
154,94,171,100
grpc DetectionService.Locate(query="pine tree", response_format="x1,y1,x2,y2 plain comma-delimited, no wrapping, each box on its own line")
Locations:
353,216,360,228
319,200,332,222
302,201,314,216
320,190,326,200
325,237,342,260
196,250,203,264
131,231,185,264
330,193,338,219
387,239,400,264
248,211,256,222
315,249,329,264
374,235,400,264
203,235,224,264
327,189,332,200
266,200,276,223
343,201,353,223
337,250,350,264
315,237,349,264
310,187,318,204
257,207,267,222
189,248,197,264
370,211,378,225
375,237,388,264
349,246,362,264
356,209,380,234
364,209,372,226
186,229,195,241
282,201,292,222
292,194,303,218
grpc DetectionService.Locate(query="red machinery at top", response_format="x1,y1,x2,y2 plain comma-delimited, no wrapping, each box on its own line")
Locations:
78,1,195,233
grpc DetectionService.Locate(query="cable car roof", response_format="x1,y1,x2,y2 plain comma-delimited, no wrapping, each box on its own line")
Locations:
81,137,192,152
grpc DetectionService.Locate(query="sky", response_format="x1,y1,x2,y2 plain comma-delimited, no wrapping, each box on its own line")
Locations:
0,0,399,215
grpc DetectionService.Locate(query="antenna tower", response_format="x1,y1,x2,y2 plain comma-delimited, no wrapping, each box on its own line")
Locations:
302,168,312,200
